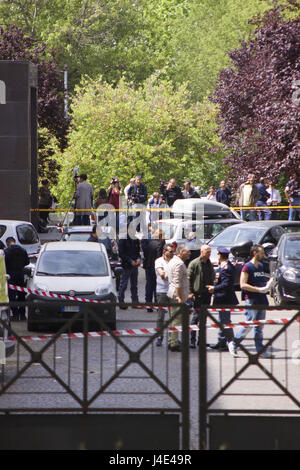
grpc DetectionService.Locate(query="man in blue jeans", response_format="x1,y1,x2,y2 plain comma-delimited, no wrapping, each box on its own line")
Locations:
235,244,273,357
118,236,141,309
284,173,300,221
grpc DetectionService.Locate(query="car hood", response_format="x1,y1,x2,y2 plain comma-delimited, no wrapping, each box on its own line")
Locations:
30,275,114,294
281,260,300,270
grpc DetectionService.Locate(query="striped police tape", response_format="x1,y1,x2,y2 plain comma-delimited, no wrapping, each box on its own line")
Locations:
8,283,246,312
8,318,296,343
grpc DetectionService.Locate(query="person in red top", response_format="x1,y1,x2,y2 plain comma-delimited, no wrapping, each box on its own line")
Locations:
108,178,122,236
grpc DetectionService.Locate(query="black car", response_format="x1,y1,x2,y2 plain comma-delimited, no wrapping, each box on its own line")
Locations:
269,233,300,305
207,221,300,286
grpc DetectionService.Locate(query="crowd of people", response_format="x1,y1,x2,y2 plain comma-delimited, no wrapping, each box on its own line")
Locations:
38,172,300,227
117,227,274,356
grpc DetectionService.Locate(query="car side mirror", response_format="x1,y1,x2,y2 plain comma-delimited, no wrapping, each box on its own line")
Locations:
268,248,278,261
24,267,33,278
113,267,124,278
230,240,253,258
262,242,275,254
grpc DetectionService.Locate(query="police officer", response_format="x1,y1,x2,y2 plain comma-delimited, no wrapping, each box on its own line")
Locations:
206,246,238,357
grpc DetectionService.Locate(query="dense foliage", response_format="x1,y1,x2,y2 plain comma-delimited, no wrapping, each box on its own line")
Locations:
1,1,298,199
213,2,300,188
54,76,225,205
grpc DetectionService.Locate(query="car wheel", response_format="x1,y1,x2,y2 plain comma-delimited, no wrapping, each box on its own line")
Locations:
27,308,40,332
273,282,284,306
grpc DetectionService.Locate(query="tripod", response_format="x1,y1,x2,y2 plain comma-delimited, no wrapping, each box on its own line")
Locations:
59,185,77,234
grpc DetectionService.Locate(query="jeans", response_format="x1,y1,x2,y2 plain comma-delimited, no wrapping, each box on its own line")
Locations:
288,198,300,221
145,267,157,304
217,310,234,347
118,266,139,303
8,272,26,319
241,209,256,221
255,201,271,221
234,299,266,352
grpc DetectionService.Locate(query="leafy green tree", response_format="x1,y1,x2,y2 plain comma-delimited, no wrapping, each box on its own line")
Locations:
0,0,186,89
54,75,226,205
167,0,273,101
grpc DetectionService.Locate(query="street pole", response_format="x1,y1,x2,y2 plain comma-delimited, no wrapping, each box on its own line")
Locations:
64,65,68,119
199,306,207,449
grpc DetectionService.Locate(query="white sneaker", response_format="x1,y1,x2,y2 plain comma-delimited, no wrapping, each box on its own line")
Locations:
228,341,238,358
260,350,274,359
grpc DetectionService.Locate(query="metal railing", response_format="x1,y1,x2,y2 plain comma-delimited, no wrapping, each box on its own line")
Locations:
198,304,300,449
0,299,190,449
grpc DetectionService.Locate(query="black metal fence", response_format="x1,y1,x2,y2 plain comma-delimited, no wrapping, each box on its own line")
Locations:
1,300,300,449
0,300,190,449
199,304,300,450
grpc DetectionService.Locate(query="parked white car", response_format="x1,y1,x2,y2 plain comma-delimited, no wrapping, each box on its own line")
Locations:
26,241,118,331
0,220,40,254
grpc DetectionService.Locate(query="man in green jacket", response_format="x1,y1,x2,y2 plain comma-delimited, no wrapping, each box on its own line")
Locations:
188,244,215,348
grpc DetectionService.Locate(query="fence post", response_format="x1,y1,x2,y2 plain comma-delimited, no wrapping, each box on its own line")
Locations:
199,306,207,450
181,303,190,450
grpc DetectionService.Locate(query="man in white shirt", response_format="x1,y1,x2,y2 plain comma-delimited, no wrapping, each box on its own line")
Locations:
124,178,136,201
154,243,175,346
167,244,191,351
266,181,281,220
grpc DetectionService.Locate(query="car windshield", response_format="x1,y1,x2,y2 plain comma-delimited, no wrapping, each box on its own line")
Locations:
209,226,266,247
37,250,108,276
284,238,300,260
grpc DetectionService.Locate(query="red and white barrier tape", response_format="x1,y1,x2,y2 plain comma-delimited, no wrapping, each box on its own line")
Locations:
8,318,298,343
7,284,168,311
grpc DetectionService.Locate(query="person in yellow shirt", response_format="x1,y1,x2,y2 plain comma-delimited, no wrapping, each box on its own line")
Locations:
236,174,260,221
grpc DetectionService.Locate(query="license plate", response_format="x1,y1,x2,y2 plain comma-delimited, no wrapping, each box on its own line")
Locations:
62,306,81,312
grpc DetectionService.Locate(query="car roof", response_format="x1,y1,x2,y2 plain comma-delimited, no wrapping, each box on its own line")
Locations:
158,218,243,225
0,220,35,225
172,198,230,209
226,221,300,228
43,241,105,252
280,232,300,239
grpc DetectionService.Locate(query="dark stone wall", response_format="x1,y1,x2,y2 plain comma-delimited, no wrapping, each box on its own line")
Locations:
0,61,38,224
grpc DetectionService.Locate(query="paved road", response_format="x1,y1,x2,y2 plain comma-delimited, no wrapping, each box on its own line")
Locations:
2,268,300,449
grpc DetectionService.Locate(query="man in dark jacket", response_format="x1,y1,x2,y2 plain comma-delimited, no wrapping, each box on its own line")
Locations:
142,230,165,312
5,237,30,321
206,247,238,356
166,178,183,207
118,237,141,308
216,180,232,207
187,244,215,348
127,176,148,232
256,177,271,220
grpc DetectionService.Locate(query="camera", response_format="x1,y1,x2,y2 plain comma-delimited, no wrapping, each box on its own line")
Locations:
72,168,79,180
159,180,167,196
